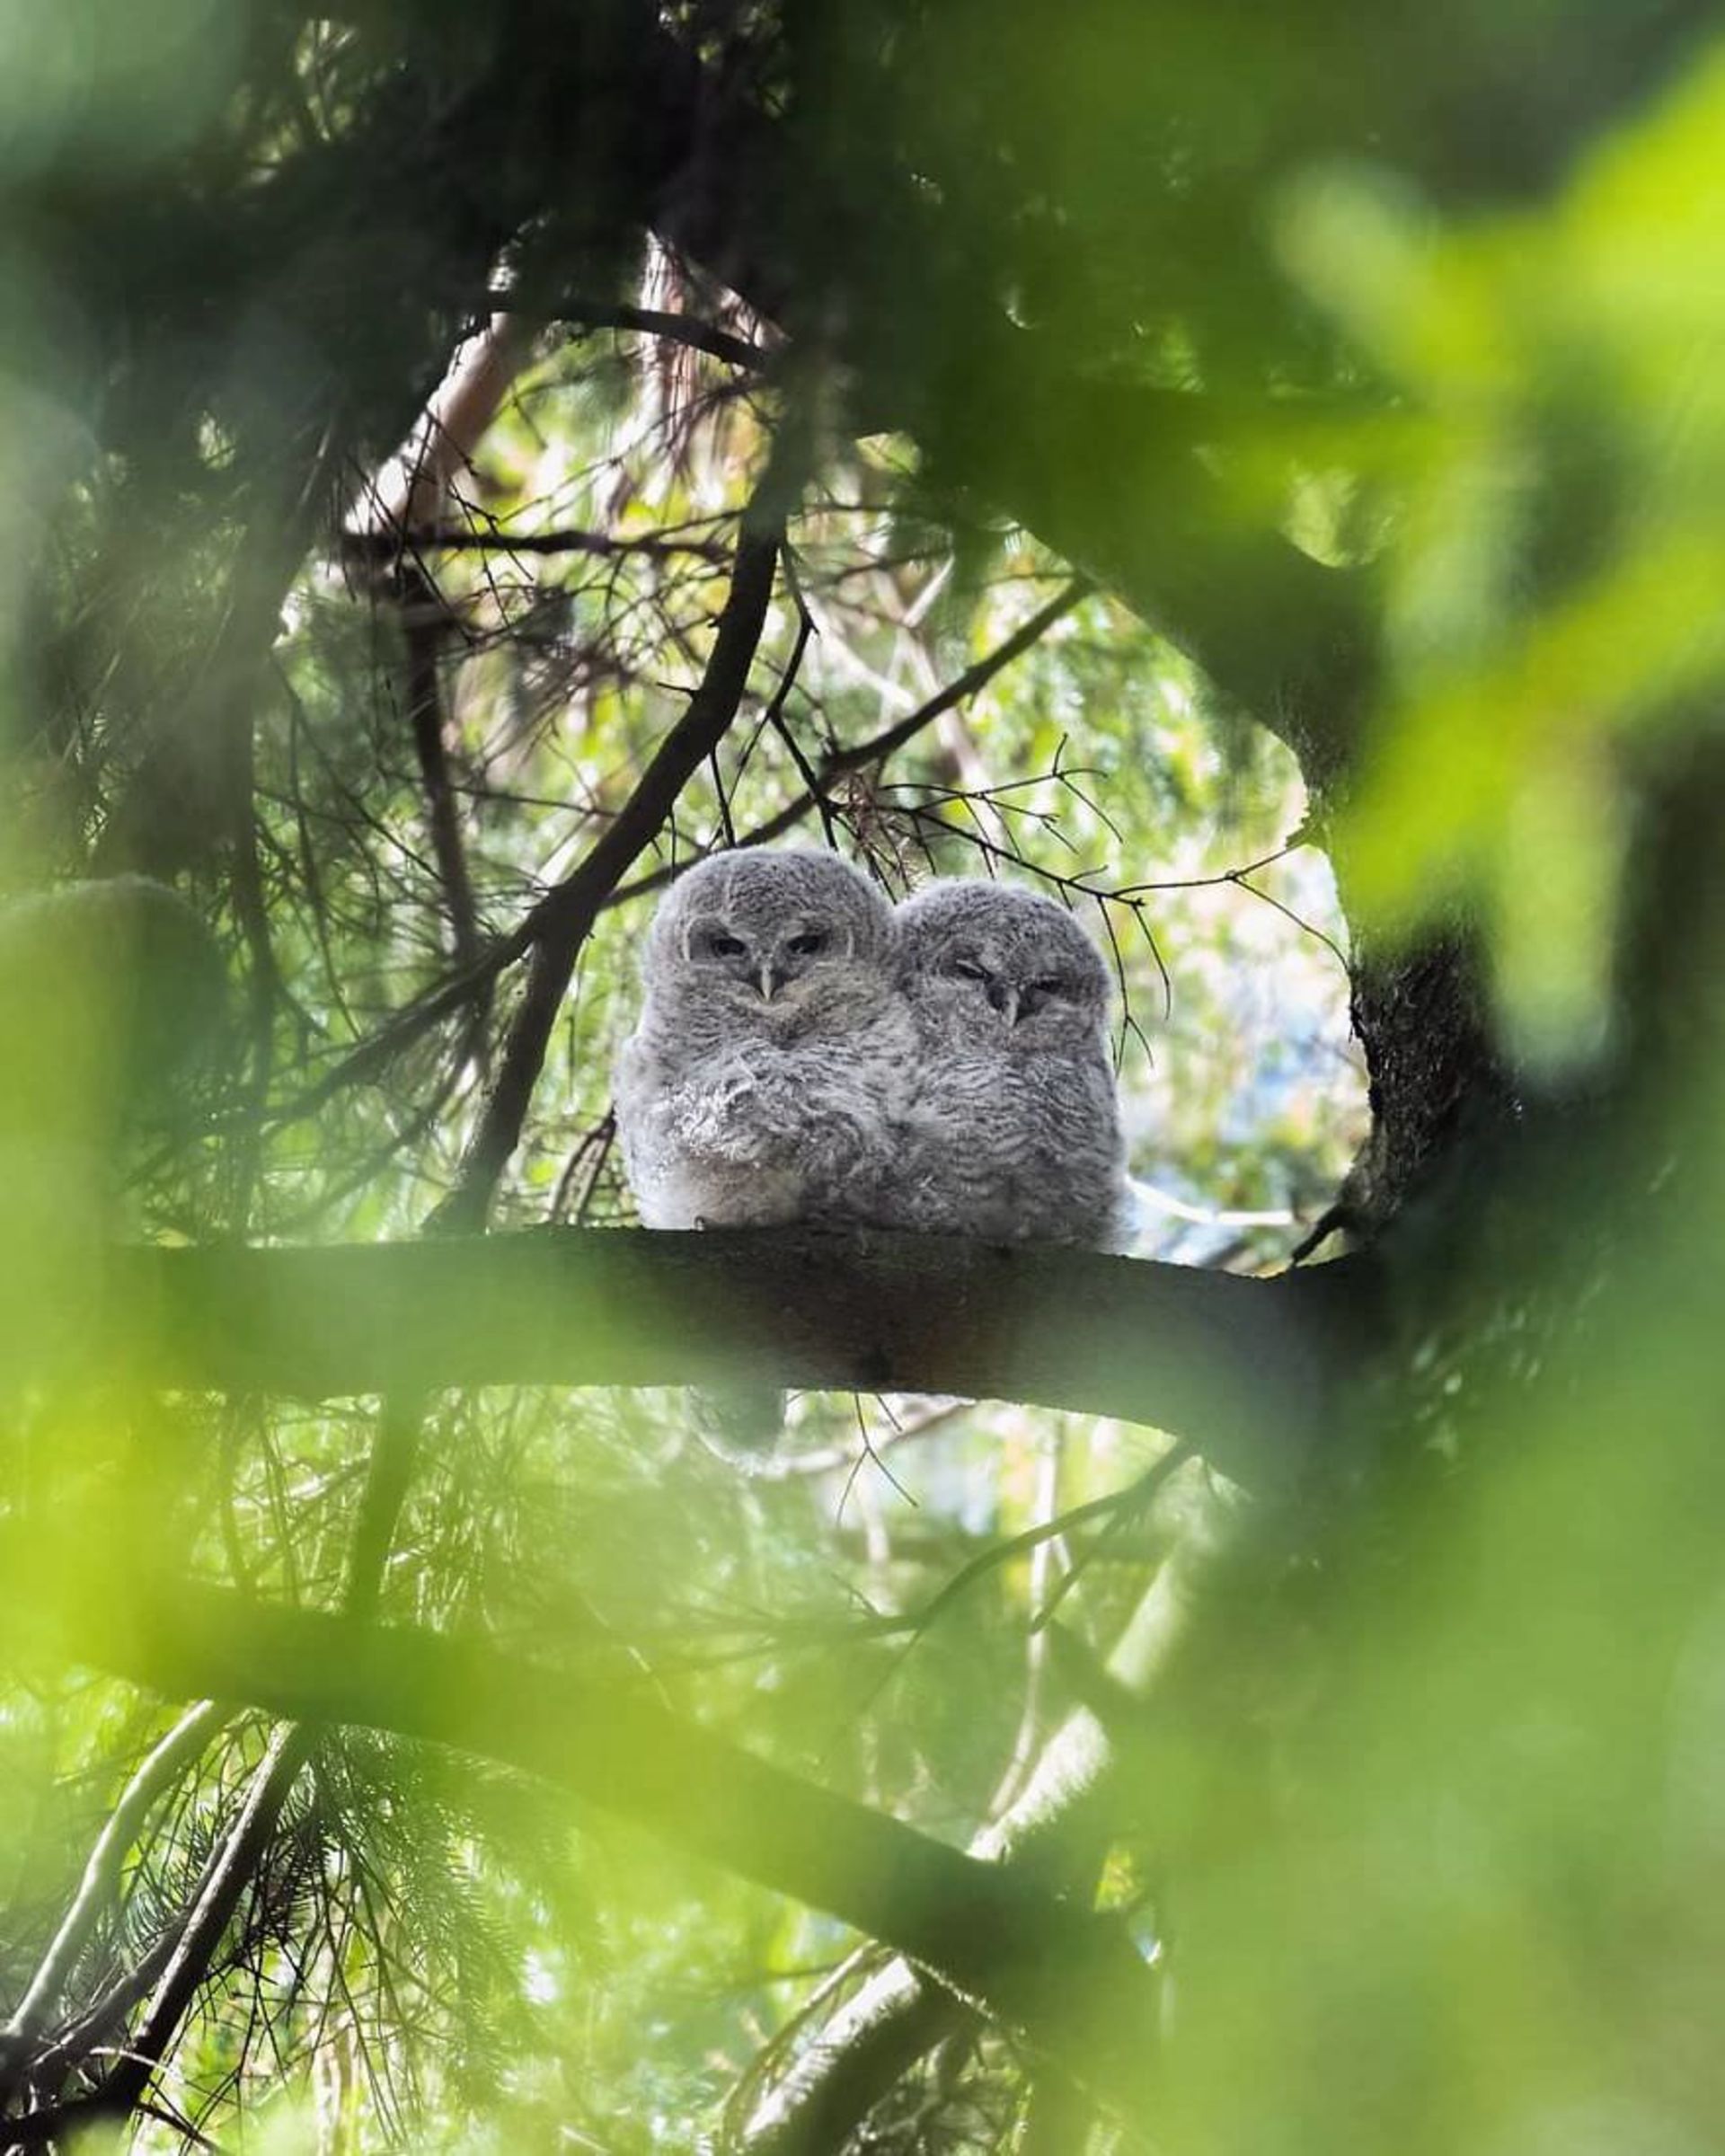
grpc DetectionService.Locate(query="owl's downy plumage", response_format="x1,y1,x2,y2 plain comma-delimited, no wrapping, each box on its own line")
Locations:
614,847,912,1454
891,879,1128,1246
615,847,912,1230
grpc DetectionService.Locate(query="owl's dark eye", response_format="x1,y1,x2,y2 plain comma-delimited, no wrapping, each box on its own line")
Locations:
950,957,990,984
707,932,748,959
786,931,827,959
1030,976,1067,999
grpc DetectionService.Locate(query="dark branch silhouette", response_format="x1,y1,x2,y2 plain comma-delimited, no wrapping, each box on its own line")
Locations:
1,1559,1163,2122
94,1230,1371,1494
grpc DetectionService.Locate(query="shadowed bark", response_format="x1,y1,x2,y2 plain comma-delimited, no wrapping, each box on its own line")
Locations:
79,1230,1376,1495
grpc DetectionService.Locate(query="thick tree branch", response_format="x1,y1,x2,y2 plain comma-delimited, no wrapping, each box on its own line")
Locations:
358,314,537,539
90,1232,1368,1493
0,1565,1160,2116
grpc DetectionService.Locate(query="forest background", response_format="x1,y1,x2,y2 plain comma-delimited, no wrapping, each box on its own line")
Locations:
3,2,1725,2150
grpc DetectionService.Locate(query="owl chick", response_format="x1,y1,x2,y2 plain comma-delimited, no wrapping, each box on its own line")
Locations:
892,879,1128,1246
615,847,912,1232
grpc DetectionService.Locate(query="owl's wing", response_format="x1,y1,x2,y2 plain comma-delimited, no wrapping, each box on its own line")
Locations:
613,1024,722,1226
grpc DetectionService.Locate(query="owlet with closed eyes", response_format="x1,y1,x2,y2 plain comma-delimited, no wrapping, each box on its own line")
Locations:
615,847,912,1234
893,879,1128,1246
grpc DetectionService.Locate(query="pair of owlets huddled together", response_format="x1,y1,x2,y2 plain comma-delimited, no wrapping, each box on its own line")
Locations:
615,849,1128,1248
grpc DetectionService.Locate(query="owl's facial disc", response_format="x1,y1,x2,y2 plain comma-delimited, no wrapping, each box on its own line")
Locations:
901,879,1110,1042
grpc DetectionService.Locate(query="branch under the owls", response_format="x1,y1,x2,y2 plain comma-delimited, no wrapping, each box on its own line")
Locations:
97,1231,1374,1493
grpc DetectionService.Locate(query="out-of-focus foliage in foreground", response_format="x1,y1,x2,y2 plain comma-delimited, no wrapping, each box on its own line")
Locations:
1287,44,1725,1068
1,2,1724,2151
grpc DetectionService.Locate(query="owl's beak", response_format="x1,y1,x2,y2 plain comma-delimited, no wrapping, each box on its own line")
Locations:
986,979,1021,1024
757,964,782,1001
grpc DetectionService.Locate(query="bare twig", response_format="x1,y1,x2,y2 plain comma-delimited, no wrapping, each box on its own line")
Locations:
341,523,730,564
534,294,769,373
398,563,482,970
871,1445,1195,1678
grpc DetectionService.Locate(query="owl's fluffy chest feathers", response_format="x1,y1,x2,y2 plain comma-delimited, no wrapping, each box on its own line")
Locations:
893,1006,1125,1245
614,960,913,1233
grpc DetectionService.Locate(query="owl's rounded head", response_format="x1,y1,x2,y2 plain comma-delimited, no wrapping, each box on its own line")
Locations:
649,848,893,1003
898,879,1111,1039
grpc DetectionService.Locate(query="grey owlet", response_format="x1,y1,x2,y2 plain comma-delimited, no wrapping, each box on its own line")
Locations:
892,879,1128,1246
614,848,913,1448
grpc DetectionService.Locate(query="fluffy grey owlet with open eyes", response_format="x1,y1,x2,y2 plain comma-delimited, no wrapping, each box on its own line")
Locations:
891,879,1129,1247
613,848,913,1450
